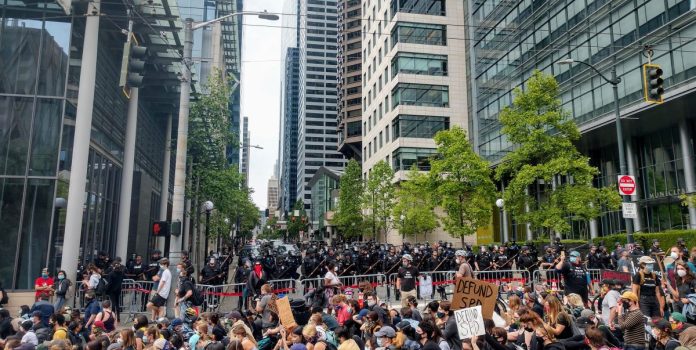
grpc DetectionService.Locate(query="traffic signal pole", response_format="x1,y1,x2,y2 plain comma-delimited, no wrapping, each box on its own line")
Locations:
611,67,635,244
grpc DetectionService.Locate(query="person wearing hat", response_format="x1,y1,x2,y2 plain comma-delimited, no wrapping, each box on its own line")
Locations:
374,326,398,349
454,250,474,279
668,312,693,337
632,255,664,318
555,250,591,306
651,319,681,350
396,254,419,309
146,258,172,320
617,291,646,350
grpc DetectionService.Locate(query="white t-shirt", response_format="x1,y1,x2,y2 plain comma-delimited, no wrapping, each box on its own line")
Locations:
601,289,620,325
89,273,101,289
158,268,172,298
22,331,38,345
325,271,340,286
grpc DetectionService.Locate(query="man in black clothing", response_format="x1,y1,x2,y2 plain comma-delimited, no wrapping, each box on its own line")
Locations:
587,245,603,269
556,250,591,306
397,254,419,308
364,292,387,323
106,258,124,322
126,255,146,280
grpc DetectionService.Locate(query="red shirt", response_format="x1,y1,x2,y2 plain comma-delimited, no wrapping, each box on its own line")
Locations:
34,276,54,299
336,304,353,326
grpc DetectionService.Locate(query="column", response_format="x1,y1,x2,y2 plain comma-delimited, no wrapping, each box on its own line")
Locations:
60,0,100,283
625,139,644,232
501,185,509,242
525,187,533,241
170,19,194,263
157,114,172,252
115,88,139,259
679,119,696,228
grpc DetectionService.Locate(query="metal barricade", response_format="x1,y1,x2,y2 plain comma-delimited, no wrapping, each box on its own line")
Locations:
474,269,532,292
268,279,300,299
199,283,247,312
386,271,457,303
299,274,389,304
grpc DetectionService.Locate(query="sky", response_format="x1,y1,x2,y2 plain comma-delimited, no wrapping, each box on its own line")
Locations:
241,0,284,210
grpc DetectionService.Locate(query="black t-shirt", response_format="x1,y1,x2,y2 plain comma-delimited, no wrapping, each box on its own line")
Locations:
555,312,574,340
422,340,440,350
558,262,588,296
633,272,660,298
397,265,419,292
178,279,194,298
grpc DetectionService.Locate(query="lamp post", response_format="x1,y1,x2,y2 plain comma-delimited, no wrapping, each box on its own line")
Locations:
400,214,406,241
556,58,634,243
49,197,67,270
170,10,279,262
203,200,214,258
221,217,230,252
495,199,504,242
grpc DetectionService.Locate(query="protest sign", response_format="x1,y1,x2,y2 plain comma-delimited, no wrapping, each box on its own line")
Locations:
275,296,297,328
600,269,632,285
454,305,486,340
452,277,499,318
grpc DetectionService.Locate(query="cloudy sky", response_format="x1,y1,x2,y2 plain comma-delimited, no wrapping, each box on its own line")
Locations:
241,0,284,210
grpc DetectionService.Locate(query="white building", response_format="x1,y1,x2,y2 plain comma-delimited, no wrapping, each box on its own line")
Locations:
296,0,346,209
267,176,279,215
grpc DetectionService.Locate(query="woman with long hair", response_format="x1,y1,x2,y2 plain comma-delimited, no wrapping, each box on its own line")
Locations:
230,325,256,350
664,261,696,315
543,295,574,340
119,329,137,350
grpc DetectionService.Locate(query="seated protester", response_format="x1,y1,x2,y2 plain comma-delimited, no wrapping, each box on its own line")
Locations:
119,329,137,350
524,292,544,319
0,309,16,339
51,314,69,341
652,319,680,350
415,320,440,350
394,321,419,350
405,297,422,323
663,262,696,317
424,301,438,318
543,295,575,340
334,326,363,350
434,301,460,350
679,326,696,348
208,314,227,345
224,312,254,344
170,318,195,342
388,309,402,328
517,309,545,350
564,294,585,319
20,321,38,346
94,300,116,333
29,296,54,328
170,334,185,350
399,308,419,329
618,291,646,350
585,326,612,350
132,315,150,350
301,324,335,350
534,324,565,350
230,324,257,350
374,326,399,350
255,284,279,330
332,295,353,327
68,321,86,348
311,307,339,332
669,312,693,338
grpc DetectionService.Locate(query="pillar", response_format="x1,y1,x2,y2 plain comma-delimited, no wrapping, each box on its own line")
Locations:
625,139,644,232
501,184,509,242
115,88,139,259
157,114,172,252
525,187,533,241
60,0,100,283
679,119,696,229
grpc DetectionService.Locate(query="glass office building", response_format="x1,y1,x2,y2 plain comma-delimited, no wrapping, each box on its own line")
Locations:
469,0,696,238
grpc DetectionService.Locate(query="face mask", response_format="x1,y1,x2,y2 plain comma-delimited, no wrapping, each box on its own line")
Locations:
403,262,409,267
671,252,679,259
436,312,445,319
58,275,65,280
176,268,181,274
622,301,630,309
671,323,679,330
569,257,577,263
143,336,149,344
376,338,383,347
42,273,48,278
678,270,687,277
645,264,654,273
367,300,376,307
159,265,165,271
524,327,534,332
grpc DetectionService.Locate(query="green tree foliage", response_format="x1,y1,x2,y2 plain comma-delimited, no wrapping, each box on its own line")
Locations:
393,166,439,242
496,71,621,237
332,159,365,239
430,126,496,247
363,160,395,241
286,200,309,239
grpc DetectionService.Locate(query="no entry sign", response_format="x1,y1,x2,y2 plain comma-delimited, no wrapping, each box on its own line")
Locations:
618,175,636,196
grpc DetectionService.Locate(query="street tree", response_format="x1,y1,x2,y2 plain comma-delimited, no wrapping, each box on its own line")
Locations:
363,160,395,241
496,70,621,238
286,200,309,240
332,159,365,239
393,166,438,242
430,126,496,247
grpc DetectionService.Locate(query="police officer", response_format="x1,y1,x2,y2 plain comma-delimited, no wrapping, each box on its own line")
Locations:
201,258,222,284
145,250,162,280
650,239,663,255
126,255,146,280
94,251,111,272
587,245,603,269
517,246,535,272
475,246,492,271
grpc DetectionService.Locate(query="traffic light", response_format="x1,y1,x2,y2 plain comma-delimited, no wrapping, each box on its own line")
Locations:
152,221,170,237
643,63,664,104
119,38,148,89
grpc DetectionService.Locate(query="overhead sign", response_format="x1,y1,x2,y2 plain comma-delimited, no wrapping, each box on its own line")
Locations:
454,305,486,340
622,202,637,219
275,296,297,329
618,175,636,196
451,277,499,318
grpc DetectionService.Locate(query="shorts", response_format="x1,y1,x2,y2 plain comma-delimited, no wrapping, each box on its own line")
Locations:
151,294,167,307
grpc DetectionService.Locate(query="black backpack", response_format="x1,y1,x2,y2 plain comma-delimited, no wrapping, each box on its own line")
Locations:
188,281,205,306
95,277,108,296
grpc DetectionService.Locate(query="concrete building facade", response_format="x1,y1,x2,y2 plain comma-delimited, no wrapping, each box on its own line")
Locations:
337,0,363,160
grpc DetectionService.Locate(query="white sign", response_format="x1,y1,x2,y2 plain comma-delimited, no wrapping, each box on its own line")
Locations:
454,305,486,340
622,202,637,219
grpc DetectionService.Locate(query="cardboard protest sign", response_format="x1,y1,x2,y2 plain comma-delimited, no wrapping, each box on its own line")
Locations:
454,305,486,340
452,277,499,318
600,269,632,285
275,296,297,328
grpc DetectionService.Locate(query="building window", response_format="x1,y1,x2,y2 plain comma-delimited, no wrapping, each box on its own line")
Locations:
391,115,449,139
390,0,446,16
391,52,448,77
391,83,449,108
391,22,446,47
347,121,361,137
392,147,438,171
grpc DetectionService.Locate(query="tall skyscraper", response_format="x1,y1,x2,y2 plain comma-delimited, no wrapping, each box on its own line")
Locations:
361,0,466,179
278,0,301,213
337,0,362,160
297,0,345,209
241,116,250,184
267,176,279,214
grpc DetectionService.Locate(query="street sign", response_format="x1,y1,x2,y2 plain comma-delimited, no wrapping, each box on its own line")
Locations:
618,175,636,196
622,202,637,219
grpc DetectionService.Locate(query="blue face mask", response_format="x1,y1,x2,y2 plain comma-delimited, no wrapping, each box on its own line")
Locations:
377,338,383,347
645,264,654,273
58,275,65,280
42,273,48,278
569,257,577,263
176,268,181,274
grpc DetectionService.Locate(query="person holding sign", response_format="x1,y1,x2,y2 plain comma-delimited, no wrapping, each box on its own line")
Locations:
555,250,591,306
435,301,462,350
396,255,420,309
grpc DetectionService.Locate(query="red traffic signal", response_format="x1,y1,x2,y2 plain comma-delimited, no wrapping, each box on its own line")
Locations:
152,221,170,237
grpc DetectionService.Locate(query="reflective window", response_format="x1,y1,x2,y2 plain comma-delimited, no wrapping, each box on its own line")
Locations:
391,83,449,108
392,115,449,139
390,0,446,16
0,18,42,95
346,121,361,137
391,22,446,47
0,96,34,176
392,147,437,171
391,52,448,77
15,178,55,288
29,99,63,176
0,178,24,288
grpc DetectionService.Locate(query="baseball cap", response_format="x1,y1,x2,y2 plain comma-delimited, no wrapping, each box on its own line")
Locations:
171,319,183,327
671,312,687,323
620,291,638,303
652,319,671,331
569,251,581,257
374,326,396,338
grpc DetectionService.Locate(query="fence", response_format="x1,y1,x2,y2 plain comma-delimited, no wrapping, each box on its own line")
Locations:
301,274,389,302
532,268,603,294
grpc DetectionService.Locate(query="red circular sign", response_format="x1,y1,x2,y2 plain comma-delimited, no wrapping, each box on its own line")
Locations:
618,175,636,195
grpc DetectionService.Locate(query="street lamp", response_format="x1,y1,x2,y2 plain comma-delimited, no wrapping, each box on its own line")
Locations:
495,199,504,242
556,58,634,243
203,200,214,257
400,214,406,241
170,10,279,261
